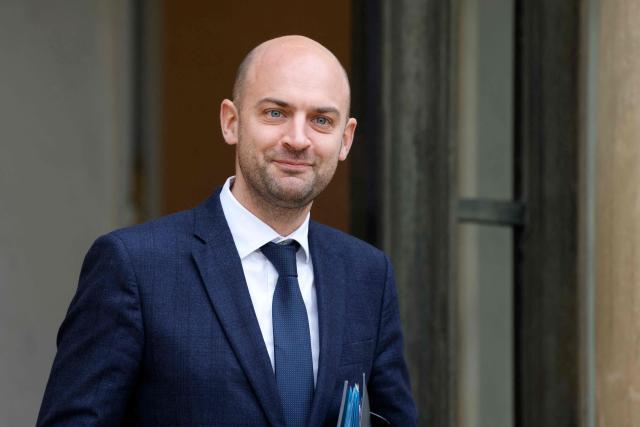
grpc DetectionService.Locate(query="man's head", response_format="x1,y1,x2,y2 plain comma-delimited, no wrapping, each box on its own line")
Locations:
220,35,357,214
231,38,351,114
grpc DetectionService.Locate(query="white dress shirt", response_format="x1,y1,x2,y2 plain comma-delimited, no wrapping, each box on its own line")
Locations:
219,177,319,383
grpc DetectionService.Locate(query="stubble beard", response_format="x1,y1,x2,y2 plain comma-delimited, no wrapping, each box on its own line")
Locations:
238,149,328,211
236,141,338,212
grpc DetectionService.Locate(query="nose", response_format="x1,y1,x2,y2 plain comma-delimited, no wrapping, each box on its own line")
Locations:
283,114,311,151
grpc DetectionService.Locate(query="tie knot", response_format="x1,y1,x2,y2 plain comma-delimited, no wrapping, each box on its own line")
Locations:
261,241,299,277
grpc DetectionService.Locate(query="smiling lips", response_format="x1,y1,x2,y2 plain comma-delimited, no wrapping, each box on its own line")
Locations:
272,158,313,171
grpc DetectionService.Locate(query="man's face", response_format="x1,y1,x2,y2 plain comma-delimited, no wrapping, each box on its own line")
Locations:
221,45,356,211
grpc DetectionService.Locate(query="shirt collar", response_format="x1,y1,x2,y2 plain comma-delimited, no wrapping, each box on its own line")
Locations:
219,176,310,262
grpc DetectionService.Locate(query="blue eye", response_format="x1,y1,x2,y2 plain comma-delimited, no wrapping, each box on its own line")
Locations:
315,116,330,126
267,110,282,118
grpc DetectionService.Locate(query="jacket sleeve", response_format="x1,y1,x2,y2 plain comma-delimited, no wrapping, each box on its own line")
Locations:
37,233,144,426
368,255,418,426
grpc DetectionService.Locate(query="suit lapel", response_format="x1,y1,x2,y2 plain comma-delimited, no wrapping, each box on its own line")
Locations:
191,191,285,427
307,223,346,427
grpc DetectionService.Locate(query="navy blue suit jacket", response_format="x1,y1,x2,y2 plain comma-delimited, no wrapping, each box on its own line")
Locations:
37,190,417,426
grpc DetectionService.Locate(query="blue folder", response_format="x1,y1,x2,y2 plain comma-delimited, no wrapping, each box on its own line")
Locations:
336,373,390,427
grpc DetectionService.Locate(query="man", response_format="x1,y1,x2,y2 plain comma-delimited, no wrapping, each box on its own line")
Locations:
38,35,417,426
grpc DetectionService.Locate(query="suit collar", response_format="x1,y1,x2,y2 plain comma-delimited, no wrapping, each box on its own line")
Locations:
192,190,285,427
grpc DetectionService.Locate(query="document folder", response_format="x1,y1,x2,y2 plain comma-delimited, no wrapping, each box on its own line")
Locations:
336,373,390,427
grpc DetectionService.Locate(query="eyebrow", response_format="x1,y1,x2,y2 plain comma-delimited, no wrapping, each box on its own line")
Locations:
256,97,341,118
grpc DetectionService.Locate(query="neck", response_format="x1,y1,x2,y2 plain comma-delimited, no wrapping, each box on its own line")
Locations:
231,180,311,237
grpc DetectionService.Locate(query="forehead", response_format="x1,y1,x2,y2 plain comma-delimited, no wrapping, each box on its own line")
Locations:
243,48,350,112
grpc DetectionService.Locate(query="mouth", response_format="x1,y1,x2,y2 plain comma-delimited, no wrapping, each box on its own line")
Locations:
272,159,313,172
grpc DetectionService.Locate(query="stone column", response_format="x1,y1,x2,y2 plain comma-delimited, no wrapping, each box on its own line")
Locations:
379,1,457,425
595,1,640,425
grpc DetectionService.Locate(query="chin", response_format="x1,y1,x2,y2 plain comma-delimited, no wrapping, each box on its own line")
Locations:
267,184,316,208
271,190,314,208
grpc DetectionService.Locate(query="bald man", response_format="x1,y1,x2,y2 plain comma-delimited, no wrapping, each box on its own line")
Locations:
37,36,417,427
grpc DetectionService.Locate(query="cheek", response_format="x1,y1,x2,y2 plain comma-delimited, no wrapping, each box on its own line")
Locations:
248,121,284,141
315,138,344,163
239,120,282,144
237,131,276,160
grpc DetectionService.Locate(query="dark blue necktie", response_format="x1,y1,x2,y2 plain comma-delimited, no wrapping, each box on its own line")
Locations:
261,241,314,426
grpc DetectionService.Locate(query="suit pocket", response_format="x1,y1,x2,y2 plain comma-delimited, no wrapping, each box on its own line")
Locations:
340,338,375,366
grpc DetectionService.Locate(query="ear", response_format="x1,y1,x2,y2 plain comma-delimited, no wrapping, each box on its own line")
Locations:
338,117,357,161
220,99,239,145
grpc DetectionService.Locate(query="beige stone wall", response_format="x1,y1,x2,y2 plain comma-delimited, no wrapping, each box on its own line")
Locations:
595,1,640,425
0,1,133,424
